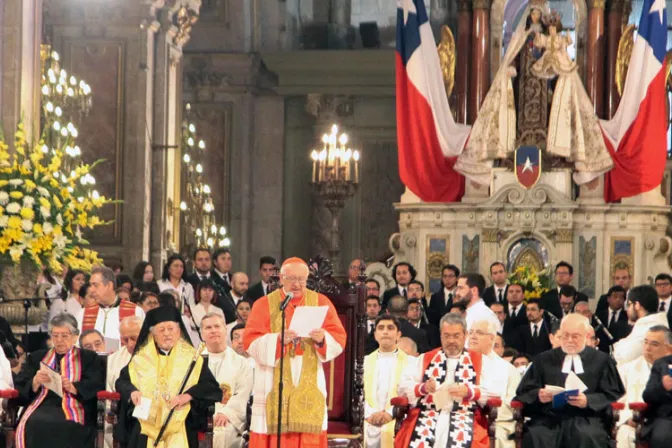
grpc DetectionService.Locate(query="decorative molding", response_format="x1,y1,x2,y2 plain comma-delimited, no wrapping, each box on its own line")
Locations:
462,235,480,273
541,229,574,244
426,236,450,294
305,94,355,122
482,184,576,208
472,0,492,9
482,229,514,243
578,236,597,298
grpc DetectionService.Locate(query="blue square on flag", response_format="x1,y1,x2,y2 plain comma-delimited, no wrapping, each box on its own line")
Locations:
515,146,542,189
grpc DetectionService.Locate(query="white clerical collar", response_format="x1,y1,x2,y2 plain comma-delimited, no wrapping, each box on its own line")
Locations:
561,353,584,374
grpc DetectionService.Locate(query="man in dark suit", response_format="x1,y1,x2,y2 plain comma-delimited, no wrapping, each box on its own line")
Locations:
595,268,632,314
483,261,509,307
512,298,552,356
246,256,276,303
364,296,382,355
211,248,233,294
186,248,213,291
500,283,528,347
407,288,440,349
654,273,672,328
427,264,460,326
342,259,364,292
541,261,588,319
592,285,630,353
381,262,416,309
385,296,429,354
642,346,672,447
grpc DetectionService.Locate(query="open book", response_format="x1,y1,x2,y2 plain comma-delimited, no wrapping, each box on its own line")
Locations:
545,371,588,409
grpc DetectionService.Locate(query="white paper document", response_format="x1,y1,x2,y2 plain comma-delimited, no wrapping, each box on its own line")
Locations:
40,362,63,397
288,306,329,338
433,382,454,411
543,385,567,396
565,371,588,392
132,397,153,420
105,338,120,353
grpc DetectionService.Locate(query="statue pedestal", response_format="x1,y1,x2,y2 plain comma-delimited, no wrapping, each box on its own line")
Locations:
492,168,573,199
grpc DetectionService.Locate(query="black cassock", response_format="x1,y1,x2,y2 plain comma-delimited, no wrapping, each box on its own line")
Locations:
515,347,624,448
115,356,222,448
14,348,104,448
642,354,672,448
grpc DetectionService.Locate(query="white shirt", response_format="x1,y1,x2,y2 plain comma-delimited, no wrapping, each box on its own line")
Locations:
466,299,502,333
261,281,269,296
214,269,230,285
397,286,407,297
106,347,132,392
230,292,243,306
659,297,672,313
48,295,82,323
614,312,668,366
607,308,623,325
529,320,543,336
443,288,456,305
494,285,507,302
482,351,520,423
157,279,195,308
76,302,145,341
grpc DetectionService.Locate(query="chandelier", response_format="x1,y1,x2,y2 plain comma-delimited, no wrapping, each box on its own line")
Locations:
40,44,92,176
309,124,361,272
179,104,230,250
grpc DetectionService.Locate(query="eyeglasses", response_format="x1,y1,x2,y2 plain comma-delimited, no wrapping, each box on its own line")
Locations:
561,332,584,341
282,275,307,284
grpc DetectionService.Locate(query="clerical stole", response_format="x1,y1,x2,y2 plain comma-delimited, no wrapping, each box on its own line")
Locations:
16,348,85,448
364,350,408,447
409,350,481,448
128,336,203,448
265,289,324,434
82,300,136,331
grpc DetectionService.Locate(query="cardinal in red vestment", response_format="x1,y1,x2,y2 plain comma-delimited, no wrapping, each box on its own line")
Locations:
243,257,347,448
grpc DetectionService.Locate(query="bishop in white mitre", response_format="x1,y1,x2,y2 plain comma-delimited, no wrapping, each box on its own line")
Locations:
201,312,253,448
468,320,521,448
104,316,142,448
616,326,672,448
364,316,416,447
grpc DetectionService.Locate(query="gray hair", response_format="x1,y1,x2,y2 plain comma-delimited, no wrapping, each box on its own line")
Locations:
120,316,143,330
439,313,467,332
648,325,672,344
560,313,591,332
49,313,80,336
473,319,498,335
91,266,115,285
79,329,103,346
200,312,226,326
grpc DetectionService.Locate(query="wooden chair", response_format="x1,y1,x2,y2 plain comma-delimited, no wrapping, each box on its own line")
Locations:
629,402,649,448
0,388,20,448
390,396,503,448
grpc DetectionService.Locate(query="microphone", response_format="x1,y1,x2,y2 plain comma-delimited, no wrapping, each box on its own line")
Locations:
280,292,294,311
593,314,614,342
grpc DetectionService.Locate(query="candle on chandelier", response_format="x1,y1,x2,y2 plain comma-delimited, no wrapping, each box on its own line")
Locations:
311,150,318,183
353,150,360,183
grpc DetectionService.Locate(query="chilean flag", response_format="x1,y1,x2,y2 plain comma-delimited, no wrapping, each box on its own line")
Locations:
601,0,668,202
396,0,471,202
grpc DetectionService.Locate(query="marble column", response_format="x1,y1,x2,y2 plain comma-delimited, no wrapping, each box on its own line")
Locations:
329,0,354,49
586,0,606,117
469,0,490,124
1,0,42,143
455,0,472,124
605,0,624,118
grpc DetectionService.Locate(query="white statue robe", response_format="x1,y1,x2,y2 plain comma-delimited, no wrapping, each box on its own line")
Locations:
105,347,132,448
207,348,253,448
616,356,651,448
364,350,416,448
481,351,520,448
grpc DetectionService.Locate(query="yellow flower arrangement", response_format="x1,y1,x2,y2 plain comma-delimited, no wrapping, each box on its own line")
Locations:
0,123,113,274
508,266,552,303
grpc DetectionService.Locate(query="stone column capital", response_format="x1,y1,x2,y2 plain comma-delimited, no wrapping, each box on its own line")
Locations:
587,0,607,10
305,94,355,123
159,0,201,65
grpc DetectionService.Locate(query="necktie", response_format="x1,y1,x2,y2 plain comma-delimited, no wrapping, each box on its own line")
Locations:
447,293,453,305
498,288,503,302
511,305,517,317
200,275,206,281
608,310,616,328
402,289,407,298
532,324,538,338
660,301,666,312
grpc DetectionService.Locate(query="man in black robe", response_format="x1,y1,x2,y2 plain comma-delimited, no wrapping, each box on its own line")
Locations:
115,306,222,448
642,351,672,447
515,313,625,447
14,313,104,448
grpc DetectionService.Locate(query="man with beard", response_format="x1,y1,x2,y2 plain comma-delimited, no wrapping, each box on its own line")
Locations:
395,314,496,448
364,315,414,448
515,314,624,447
454,273,501,334
186,248,213,291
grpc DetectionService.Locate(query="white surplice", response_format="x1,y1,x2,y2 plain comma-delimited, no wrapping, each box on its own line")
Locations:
207,348,253,448
481,351,520,448
76,304,145,341
105,347,132,448
613,313,667,366
364,350,416,448
616,356,651,448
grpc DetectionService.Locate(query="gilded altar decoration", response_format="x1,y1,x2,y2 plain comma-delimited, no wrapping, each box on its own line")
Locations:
438,25,456,97
616,24,636,96
220,383,232,405
507,266,551,301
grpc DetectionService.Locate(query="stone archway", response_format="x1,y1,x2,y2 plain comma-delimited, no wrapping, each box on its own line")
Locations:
506,236,550,272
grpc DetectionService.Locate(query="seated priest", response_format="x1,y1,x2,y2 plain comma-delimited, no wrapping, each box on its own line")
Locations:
115,306,222,448
364,315,416,448
14,313,105,448
243,257,347,447
396,313,497,448
200,312,253,448
468,319,521,448
515,314,625,447
616,325,672,448
641,327,672,448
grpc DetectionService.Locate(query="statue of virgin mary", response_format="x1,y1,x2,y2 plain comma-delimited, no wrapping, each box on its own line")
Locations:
455,0,613,186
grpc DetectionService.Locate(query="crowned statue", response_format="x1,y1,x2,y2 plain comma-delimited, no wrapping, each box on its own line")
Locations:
454,0,614,186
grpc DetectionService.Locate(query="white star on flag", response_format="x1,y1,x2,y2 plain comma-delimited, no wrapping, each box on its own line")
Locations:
650,0,665,24
522,157,534,173
399,0,416,25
